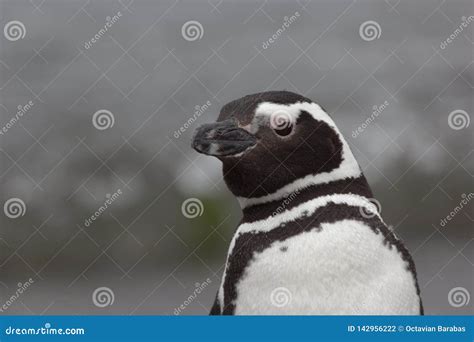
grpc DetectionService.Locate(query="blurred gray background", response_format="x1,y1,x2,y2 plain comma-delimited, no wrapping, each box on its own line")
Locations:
0,0,472,315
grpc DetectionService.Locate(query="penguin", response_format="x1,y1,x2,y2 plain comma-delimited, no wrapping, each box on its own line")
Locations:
191,91,423,315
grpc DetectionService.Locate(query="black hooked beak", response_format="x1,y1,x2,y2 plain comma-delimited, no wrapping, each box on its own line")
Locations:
192,118,256,157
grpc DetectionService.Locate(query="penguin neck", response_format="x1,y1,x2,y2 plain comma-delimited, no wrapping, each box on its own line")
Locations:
240,175,373,224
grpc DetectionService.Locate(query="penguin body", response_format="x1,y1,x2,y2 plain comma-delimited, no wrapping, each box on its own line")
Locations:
192,91,423,315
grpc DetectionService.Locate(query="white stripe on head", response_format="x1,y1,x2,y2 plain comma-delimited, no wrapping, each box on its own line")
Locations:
238,101,361,208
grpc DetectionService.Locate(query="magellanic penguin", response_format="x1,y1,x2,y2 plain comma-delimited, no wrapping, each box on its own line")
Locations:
192,91,423,315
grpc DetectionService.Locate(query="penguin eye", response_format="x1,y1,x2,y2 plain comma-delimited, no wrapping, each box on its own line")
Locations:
273,123,293,137
269,113,294,137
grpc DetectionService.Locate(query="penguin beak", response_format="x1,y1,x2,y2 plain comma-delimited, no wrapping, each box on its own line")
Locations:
192,118,257,157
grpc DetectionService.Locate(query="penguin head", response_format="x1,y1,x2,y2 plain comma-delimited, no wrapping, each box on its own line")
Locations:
192,91,361,205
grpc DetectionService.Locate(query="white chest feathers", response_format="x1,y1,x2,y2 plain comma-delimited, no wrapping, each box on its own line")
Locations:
231,219,420,315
